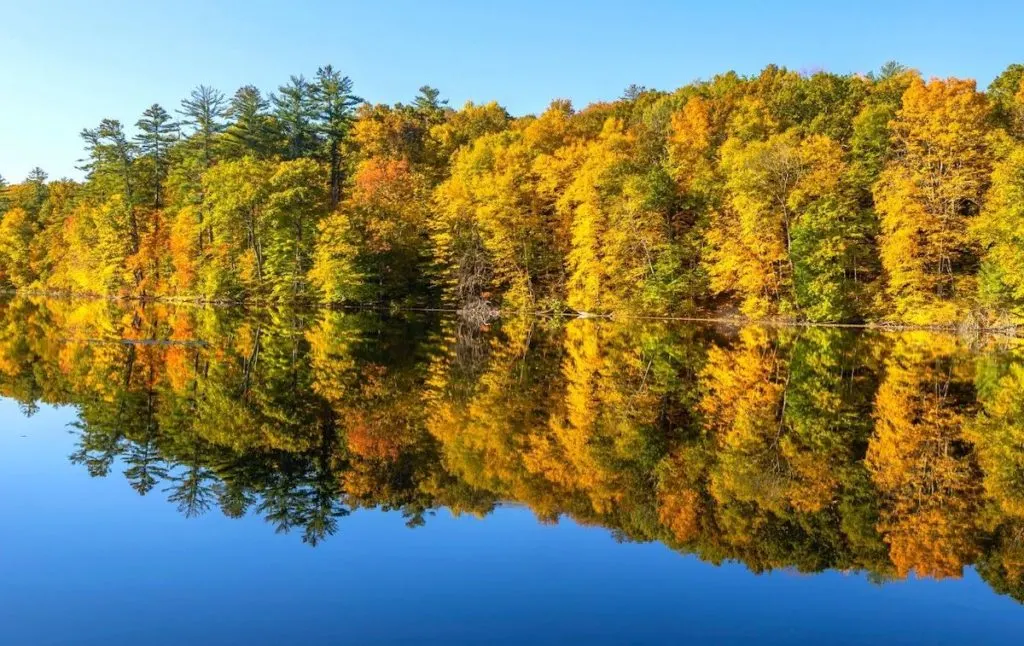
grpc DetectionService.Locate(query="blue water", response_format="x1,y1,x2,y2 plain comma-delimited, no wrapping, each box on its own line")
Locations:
2,399,1022,645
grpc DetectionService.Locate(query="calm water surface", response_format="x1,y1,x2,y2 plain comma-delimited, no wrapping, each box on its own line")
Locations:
1,297,1023,644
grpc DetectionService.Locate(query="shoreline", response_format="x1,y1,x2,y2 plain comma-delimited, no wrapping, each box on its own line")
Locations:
3,288,1020,336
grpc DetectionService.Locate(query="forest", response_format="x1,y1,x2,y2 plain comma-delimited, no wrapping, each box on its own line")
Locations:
2,295,1024,601
3,62,1024,324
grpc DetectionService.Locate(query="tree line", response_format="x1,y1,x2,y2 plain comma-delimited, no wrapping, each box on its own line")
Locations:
3,62,1024,324
2,295,1024,599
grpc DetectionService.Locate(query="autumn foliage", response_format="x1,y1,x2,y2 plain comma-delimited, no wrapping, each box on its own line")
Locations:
3,63,1024,324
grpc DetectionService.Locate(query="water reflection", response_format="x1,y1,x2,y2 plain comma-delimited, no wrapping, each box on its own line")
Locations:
2,295,1023,602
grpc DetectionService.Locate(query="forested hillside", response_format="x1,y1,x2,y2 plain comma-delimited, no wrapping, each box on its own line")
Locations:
3,62,1024,325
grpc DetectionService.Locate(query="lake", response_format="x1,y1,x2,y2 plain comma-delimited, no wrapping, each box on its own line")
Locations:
1,296,1023,644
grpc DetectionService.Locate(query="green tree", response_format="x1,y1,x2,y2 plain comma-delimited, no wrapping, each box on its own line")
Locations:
315,65,362,207
135,103,178,207
80,119,141,257
791,196,871,322
0,174,8,214
273,75,320,159
202,156,275,297
988,64,1024,138
974,146,1024,317
225,85,275,157
179,85,228,167
264,159,329,298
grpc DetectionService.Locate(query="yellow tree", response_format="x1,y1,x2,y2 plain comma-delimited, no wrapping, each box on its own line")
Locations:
874,77,993,324
706,130,845,318
433,130,560,311
559,119,634,312
558,118,695,314
666,97,717,199
426,101,511,178
308,209,362,303
431,99,623,312
0,207,37,288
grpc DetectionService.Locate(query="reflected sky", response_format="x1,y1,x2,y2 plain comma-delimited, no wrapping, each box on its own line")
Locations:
3,404,1022,645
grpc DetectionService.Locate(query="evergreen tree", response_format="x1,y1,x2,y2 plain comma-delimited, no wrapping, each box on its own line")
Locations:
26,167,48,183
179,85,227,166
25,167,49,213
176,86,228,254
80,119,140,254
273,75,320,159
225,85,274,157
412,85,447,124
135,103,178,207
315,65,361,207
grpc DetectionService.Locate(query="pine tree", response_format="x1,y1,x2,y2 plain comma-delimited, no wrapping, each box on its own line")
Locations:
177,86,228,253
135,104,178,207
0,174,8,214
413,86,447,124
179,85,227,166
26,167,48,183
273,75,320,159
22,167,49,214
315,66,361,207
225,85,274,157
80,119,140,254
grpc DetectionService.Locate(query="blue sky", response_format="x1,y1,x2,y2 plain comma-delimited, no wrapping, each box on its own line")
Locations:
3,0,1023,181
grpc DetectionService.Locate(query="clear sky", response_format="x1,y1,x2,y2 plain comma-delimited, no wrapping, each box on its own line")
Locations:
3,0,1023,181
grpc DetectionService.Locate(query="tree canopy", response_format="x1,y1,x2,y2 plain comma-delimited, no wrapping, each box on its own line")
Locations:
4,62,1024,325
